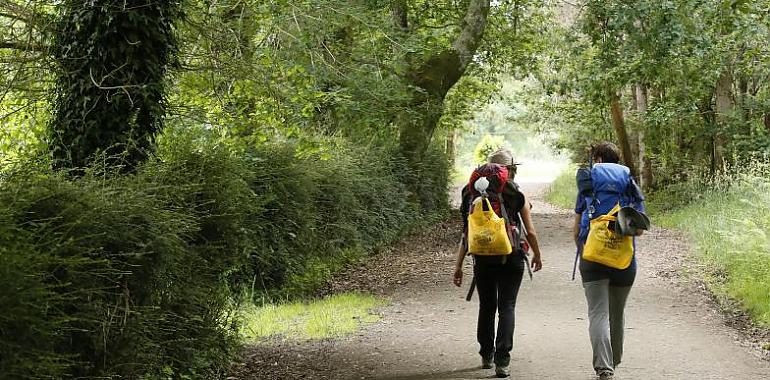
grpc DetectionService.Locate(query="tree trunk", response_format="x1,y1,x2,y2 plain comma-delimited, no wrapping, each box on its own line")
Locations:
635,84,648,114
765,113,770,133
609,89,638,179
391,0,408,30
738,75,750,121
395,0,491,169
397,95,444,166
714,68,733,172
628,87,640,164
446,129,457,167
642,156,653,189
634,84,651,188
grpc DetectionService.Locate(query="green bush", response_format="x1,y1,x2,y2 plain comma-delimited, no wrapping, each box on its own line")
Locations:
0,164,239,379
0,133,450,378
0,207,72,379
473,134,506,165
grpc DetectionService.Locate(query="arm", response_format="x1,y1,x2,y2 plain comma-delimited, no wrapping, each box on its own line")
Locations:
453,237,467,287
519,198,543,272
573,192,586,248
455,185,471,286
573,213,582,248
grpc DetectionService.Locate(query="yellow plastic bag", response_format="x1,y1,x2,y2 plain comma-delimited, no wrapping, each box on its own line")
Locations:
582,203,634,269
467,198,512,256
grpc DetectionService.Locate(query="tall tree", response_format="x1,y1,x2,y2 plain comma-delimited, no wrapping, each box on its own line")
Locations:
393,0,492,168
634,84,652,188
713,68,733,171
49,0,181,171
608,88,637,177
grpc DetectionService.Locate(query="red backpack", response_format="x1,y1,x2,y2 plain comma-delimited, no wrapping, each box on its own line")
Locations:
460,163,527,253
466,163,508,216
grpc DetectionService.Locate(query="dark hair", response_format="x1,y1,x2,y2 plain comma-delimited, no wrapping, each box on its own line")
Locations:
592,142,621,164
505,164,517,182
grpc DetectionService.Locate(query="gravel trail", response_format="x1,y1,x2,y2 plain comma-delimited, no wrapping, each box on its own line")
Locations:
233,183,770,380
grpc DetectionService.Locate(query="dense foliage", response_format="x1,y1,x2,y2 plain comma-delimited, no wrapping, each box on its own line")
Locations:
0,135,448,378
2,1,502,377
5,0,768,377
532,0,770,188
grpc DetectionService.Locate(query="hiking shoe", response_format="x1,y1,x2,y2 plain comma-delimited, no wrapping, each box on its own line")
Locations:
481,357,493,369
597,369,614,379
495,365,510,378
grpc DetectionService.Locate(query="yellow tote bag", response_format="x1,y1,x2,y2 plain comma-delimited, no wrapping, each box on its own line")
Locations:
467,198,512,256
582,203,634,269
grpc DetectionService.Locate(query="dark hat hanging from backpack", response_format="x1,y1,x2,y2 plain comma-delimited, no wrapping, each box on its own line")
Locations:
616,206,651,236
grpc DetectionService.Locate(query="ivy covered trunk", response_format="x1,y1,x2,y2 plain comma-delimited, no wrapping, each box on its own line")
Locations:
49,0,181,171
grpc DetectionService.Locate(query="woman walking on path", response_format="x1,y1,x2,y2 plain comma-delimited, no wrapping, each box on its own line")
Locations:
453,149,543,378
573,142,646,380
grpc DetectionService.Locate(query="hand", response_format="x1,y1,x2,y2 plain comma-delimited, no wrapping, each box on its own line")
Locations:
453,266,463,287
530,254,543,272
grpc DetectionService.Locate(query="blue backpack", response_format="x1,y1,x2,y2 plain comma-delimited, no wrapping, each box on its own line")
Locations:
576,163,645,243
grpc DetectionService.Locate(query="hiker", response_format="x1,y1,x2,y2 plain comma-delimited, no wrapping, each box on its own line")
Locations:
573,142,647,380
453,149,543,378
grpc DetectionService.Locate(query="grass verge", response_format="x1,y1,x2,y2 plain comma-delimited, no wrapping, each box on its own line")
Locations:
544,165,577,209
652,169,770,326
240,293,387,341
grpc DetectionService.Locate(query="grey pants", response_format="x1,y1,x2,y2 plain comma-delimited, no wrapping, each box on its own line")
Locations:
583,280,632,372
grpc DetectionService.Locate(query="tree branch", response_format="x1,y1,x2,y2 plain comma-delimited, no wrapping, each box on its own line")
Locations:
0,1,52,30
0,11,27,21
452,0,491,72
0,40,47,51
415,22,460,30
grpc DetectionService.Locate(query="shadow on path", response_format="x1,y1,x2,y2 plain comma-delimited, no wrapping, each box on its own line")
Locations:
370,366,499,380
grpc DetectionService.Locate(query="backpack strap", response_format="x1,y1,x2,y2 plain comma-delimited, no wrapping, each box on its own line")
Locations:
496,192,519,251
516,210,534,280
625,176,645,209
465,271,477,301
588,152,596,219
497,193,533,279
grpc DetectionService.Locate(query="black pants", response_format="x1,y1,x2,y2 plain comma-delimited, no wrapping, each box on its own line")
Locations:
474,254,525,367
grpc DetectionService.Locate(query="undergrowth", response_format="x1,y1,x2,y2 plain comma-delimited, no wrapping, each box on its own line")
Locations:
0,129,450,379
651,163,770,326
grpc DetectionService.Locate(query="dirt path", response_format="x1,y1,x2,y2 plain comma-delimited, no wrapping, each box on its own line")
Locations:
235,183,770,379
